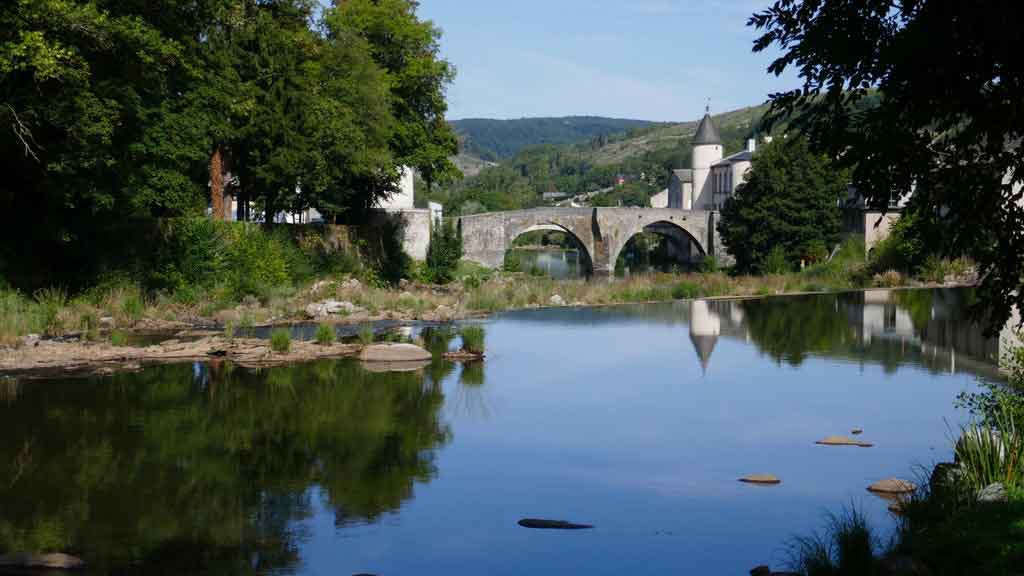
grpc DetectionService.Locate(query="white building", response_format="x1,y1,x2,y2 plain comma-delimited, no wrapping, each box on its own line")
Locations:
660,111,758,211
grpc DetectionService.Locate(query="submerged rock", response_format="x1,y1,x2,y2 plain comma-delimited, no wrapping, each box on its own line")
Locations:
816,435,874,448
359,343,432,363
517,518,593,530
739,474,781,485
0,552,86,570
867,478,917,495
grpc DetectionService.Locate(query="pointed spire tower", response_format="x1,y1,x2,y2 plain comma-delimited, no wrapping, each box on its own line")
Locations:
691,102,723,210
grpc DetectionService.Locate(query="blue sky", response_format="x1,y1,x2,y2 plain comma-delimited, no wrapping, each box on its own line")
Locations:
415,0,801,122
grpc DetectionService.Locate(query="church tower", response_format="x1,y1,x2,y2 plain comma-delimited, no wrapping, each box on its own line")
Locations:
691,107,723,210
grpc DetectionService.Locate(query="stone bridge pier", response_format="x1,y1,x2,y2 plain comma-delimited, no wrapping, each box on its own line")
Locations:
456,207,732,276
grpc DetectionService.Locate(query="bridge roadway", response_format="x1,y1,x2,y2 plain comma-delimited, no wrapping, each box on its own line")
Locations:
456,207,731,275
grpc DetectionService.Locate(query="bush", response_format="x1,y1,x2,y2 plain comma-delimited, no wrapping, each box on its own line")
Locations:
358,325,375,345
425,219,463,284
762,246,791,275
671,282,700,300
460,325,486,355
79,311,100,341
315,323,335,346
873,269,904,287
786,508,880,576
109,330,128,347
270,328,291,353
503,250,523,273
954,407,1024,494
700,255,719,273
34,287,68,337
120,288,144,323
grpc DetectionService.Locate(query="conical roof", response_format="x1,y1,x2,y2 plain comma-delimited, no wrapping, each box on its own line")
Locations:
692,113,722,146
689,332,718,372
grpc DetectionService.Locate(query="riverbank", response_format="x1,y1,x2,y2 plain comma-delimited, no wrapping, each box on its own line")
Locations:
0,272,975,376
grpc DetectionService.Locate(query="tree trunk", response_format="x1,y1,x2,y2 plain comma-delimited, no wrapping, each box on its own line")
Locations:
210,147,224,220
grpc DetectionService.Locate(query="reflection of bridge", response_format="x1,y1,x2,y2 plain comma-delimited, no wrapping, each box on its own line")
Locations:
456,207,731,275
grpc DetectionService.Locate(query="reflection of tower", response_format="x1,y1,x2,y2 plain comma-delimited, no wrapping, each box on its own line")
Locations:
689,299,721,372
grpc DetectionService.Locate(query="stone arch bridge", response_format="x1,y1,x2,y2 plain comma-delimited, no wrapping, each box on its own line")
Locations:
456,207,731,275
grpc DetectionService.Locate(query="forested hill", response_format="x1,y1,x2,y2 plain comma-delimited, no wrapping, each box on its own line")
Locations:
450,116,657,160
425,104,770,215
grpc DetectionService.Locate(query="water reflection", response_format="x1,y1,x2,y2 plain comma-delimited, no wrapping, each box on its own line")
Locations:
507,249,584,279
0,360,452,574
0,288,999,575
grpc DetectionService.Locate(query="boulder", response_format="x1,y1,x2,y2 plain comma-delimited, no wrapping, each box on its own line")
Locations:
977,482,1007,503
99,316,115,328
434,305,455,322
816,435,874,448
739,474,781,485
0,552,86,570
215,309,240,325
868,478,917,495
341,278,362,291
305,303,327,319
549,294,565,306
323,300,357,315
310,279,336,294
359,343,432,363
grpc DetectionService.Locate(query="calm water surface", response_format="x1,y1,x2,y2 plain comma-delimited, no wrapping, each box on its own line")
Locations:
0,288,1001,575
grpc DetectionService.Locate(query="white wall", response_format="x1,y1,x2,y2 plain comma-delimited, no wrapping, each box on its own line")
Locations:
376,165,415,210
692,144,722,209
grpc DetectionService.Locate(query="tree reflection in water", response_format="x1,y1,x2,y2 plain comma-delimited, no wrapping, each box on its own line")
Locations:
0,358,450,574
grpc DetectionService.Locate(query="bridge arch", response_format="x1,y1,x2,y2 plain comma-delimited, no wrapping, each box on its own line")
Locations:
506,221,594,275
612,219,707,273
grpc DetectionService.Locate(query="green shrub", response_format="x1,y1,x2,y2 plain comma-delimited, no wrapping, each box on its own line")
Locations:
503,250,523,273
460,325,486,355
79,311,100,341
315,323,336,346
109,330,128,347
919,254,949,283
34,286,67,337
954,407,1024,494
425,219,463,284
358,325,375,345
762,246,791,275
223,321,236,341
671,282,700,300
700,255,719,273
270,328,291,353
120,289,144,323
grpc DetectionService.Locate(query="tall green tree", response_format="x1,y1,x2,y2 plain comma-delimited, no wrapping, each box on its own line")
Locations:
718,136,849,274
327,0,460,192
750,0,1024,327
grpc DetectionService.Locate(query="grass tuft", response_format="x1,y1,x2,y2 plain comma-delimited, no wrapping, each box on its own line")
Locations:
270,328,291,353
459,325,486,355
315,323,335,346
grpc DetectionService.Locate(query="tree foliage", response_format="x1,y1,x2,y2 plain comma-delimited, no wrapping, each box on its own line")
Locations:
424,218,463,284
718,136,849,274
0,0,455,289
750,0,1024,328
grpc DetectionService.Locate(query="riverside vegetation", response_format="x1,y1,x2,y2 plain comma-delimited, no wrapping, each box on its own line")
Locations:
0,214,974,350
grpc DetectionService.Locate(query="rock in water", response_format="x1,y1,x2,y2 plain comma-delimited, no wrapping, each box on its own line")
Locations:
867,478,917,495
851,428,864,435
0,552,86,570
739,474,781,485
816,435,874,448
359,343,432,363
518,518,593,530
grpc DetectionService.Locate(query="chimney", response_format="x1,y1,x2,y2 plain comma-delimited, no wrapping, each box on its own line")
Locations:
746,138,756,153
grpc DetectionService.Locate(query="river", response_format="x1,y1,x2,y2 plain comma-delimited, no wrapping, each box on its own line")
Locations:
0,288,1001,575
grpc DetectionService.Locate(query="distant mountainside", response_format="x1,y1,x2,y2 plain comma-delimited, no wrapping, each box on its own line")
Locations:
450,116,657,161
